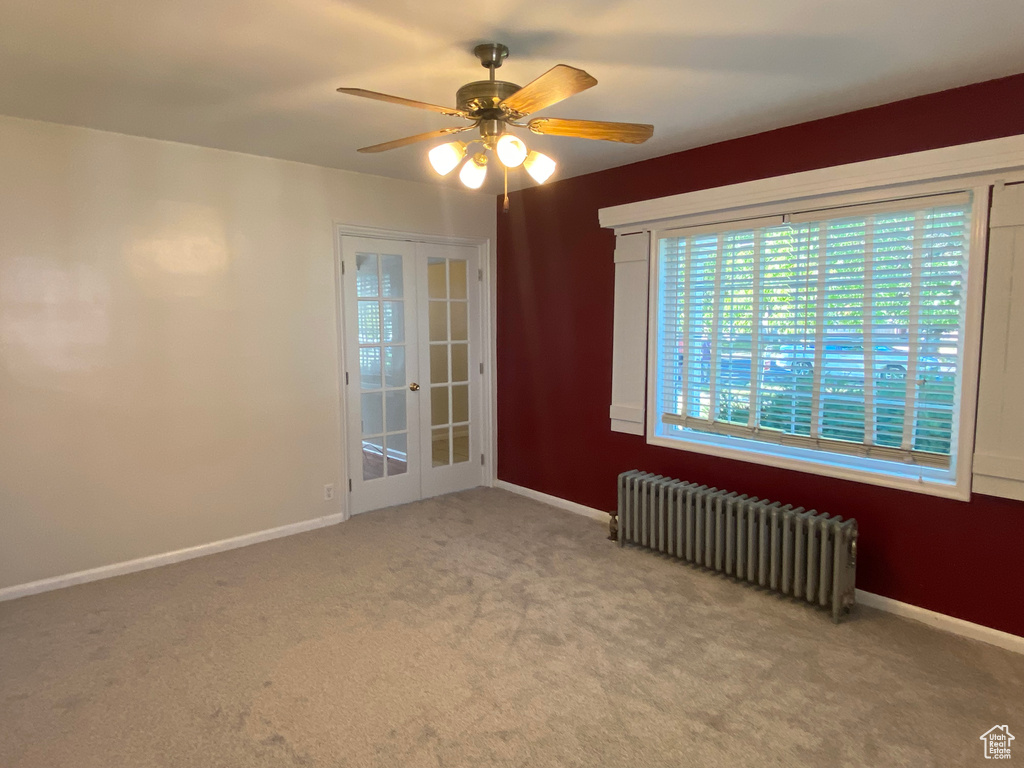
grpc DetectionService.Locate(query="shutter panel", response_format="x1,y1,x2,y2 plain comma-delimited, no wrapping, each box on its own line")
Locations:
974,183,1024,500
610,232,649,435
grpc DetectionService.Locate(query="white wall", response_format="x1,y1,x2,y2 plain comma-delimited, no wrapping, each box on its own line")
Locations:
0,115,495,590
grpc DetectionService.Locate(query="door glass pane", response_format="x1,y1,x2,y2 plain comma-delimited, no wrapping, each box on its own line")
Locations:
350,244,415,493
430,386,449,426
354,249,474,488
383,346,405,387
387,432,408,476
359,347,381,389
451,343,468,383
450,302,468,342
380,254,404,298
452,384,469,423
430,345,448,384
356,253,379,297
429,301,448,342
452,424,469,464
385,390,407,433
449,260,467,300
432,427,450,467
427,258,447,299
362,436,384,480
361,392,383,435
382,301,405,343
358,301,381,344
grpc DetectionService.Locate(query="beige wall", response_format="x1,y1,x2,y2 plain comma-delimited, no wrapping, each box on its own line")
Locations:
0,115,495,590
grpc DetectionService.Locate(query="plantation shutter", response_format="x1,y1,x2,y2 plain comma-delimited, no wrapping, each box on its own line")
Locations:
974,182,1024,500
610,231,650,435
655,192,972,470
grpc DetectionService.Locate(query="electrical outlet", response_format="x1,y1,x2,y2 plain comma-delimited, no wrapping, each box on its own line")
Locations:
324,484,335,501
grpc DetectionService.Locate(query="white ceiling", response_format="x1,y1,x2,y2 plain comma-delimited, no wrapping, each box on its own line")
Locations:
2,0,1023,193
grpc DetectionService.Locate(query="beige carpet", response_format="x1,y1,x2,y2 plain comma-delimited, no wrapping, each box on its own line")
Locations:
1,487,1022,767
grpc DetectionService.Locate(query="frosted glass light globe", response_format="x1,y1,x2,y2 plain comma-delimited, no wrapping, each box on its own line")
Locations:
428,141,466,176
524,151,556,184
495,134,528,168
459,153,488,189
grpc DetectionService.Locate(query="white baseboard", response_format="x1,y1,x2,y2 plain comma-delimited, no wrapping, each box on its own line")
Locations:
494,480,610,524
0,511,347,603
856,590,1024,655
494,482,1023,655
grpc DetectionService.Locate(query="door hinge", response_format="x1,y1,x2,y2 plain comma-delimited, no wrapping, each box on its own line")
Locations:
345,371,349,385
479,362,484,375
341,261,346,275
348,478,352,492
481,453,485,466
478,268,483,281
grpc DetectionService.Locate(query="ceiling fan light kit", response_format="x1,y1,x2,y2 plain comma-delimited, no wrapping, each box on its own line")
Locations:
523,150,556,184
458,152,488,189
495,133,528,168
427,141,467,176
337,42,653,204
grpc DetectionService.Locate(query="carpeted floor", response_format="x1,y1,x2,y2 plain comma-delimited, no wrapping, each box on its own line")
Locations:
1,487,1022,767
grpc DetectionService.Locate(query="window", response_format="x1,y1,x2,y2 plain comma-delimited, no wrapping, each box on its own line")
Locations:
652,192,977,491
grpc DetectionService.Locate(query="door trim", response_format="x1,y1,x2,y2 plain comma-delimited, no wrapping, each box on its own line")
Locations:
334,223,495,519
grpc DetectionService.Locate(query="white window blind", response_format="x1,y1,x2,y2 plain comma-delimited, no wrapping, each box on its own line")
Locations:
653,193,972,475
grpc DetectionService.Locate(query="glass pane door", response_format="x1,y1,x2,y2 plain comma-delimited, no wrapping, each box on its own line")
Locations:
417,243,482,499
427,256,471,466
357,251,409,480
341,236,483,514
343,237,421,514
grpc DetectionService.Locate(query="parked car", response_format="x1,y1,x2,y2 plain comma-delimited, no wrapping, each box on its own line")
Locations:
766,337,953,383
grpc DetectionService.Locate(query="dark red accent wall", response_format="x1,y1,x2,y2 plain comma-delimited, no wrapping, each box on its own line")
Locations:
496,73,1024,637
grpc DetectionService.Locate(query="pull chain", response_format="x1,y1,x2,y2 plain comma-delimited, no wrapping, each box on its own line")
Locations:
503,164,510,213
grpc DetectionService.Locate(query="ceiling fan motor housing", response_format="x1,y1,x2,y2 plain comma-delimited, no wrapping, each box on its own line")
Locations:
456,80,521,116
456,80,523,138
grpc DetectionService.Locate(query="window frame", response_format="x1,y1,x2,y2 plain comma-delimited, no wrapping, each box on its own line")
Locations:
644,179,991,500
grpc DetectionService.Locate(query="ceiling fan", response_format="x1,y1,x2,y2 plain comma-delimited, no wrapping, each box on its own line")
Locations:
336,43,654,193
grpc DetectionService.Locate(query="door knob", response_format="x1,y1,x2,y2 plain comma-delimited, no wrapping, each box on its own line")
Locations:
409,382,420,391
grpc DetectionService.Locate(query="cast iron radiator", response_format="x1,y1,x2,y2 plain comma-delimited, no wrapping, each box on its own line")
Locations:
617,470,859,622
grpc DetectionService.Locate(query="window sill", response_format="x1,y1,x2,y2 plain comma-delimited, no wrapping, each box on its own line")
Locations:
647,429,969,501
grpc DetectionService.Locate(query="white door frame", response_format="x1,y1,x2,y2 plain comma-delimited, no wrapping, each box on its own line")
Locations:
333,223,495,520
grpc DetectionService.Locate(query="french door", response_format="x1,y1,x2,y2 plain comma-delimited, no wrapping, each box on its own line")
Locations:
341,236,483,514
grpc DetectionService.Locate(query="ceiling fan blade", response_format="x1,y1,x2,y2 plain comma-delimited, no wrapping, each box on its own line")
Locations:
337,88,470,118
528,117,654,144
498,65,597,117
357,125,475,154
